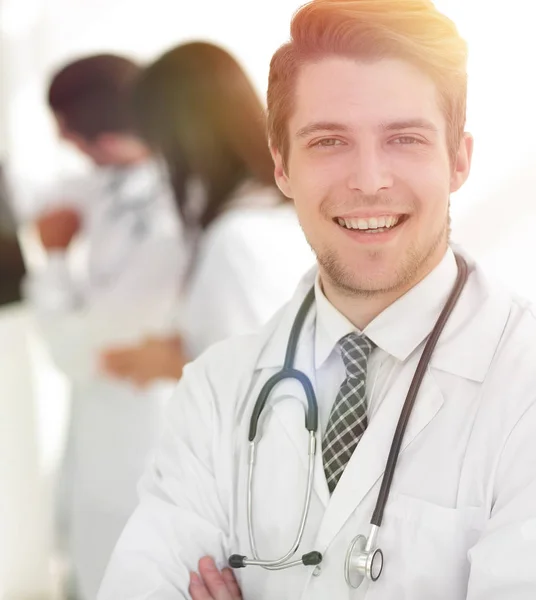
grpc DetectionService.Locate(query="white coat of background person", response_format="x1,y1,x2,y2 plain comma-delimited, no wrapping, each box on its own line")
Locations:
23,55,186,600
98,2,536,599
100,42,314,389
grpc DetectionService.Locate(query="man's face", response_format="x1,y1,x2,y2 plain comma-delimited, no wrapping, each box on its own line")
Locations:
273,57,472,296
55,113,115,166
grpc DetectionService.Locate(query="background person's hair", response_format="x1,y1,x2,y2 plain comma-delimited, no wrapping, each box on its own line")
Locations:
133,42,278,230
267,0,468,168
48,54,141,139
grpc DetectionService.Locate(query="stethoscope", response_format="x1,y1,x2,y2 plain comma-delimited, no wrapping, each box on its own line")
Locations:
229,253,468,588
106,169,161,238
90,166,164,288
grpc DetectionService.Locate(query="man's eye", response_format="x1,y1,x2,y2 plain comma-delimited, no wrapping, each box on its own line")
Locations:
392,136,423,145
313,138,344,148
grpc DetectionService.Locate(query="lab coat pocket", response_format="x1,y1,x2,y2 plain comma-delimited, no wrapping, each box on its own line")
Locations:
367,493,487,600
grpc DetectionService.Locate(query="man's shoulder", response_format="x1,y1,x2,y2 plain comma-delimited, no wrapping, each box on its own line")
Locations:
183,303,286,387
495,289,536,364
478,260,536,350
183,268,315,388
199,330,267,372
472,261,536,409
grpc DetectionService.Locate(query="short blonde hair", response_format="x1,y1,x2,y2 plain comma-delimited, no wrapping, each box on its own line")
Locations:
267,0,468,166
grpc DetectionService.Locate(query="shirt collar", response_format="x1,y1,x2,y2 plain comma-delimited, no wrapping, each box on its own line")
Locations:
314,248,458,368
256,248,512,383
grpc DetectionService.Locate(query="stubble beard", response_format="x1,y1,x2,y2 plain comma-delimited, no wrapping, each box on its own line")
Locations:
313,217,450,299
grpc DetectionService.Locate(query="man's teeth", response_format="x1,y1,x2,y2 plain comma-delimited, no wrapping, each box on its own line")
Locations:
337,216,400,231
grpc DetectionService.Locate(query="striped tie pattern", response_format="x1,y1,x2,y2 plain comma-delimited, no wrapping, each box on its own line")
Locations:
322,332,375,493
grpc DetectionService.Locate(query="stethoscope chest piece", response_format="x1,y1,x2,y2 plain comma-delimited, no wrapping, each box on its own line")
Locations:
344,534,384,589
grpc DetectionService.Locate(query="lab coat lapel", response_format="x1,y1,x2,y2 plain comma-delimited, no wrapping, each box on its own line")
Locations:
315,355,445,549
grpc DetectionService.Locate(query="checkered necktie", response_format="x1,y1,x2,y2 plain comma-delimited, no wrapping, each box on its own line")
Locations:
322,332,375,493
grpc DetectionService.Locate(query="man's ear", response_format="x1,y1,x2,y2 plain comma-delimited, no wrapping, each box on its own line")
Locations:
270,145,293,198
450,132,473,193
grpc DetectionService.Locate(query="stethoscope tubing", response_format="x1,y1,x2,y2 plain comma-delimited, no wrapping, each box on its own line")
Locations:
232,253,469,576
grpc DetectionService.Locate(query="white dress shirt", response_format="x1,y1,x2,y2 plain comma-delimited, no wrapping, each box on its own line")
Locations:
314,248,458,435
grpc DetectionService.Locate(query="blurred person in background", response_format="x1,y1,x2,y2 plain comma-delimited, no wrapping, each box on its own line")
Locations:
101,42,313,387
0,232,25,305
23,54,185,600
0,164,25,306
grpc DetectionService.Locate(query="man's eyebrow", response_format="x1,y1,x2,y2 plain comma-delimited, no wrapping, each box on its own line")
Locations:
381,118,439,132
295,119,439,139
295,121,351,139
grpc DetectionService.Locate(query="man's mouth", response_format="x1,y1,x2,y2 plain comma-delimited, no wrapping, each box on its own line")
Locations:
334,214,408,234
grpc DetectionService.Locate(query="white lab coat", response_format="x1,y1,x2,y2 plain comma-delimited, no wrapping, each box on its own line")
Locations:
177,181,314,359
99,248,536,600
24,160,186,600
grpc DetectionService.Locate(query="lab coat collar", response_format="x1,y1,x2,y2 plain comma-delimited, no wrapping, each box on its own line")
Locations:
97,160,167,207
255,246,512,383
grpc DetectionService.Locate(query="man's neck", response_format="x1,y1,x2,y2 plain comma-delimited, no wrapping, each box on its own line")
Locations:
115,147,151,166
106,137,152,166
320,249,448,331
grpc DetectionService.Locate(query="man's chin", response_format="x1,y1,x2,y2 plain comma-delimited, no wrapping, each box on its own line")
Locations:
319,254,415,297
321,267,393,297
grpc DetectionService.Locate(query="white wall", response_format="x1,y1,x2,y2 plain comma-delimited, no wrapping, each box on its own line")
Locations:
435,0,536,297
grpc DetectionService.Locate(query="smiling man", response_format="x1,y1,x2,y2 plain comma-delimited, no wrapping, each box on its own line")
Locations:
273,53,470,328
98,1,536,599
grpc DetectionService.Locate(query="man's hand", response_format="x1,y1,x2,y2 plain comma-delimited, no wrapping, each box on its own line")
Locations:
189,557,243,600
100,335,187,387
36,207,81,250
